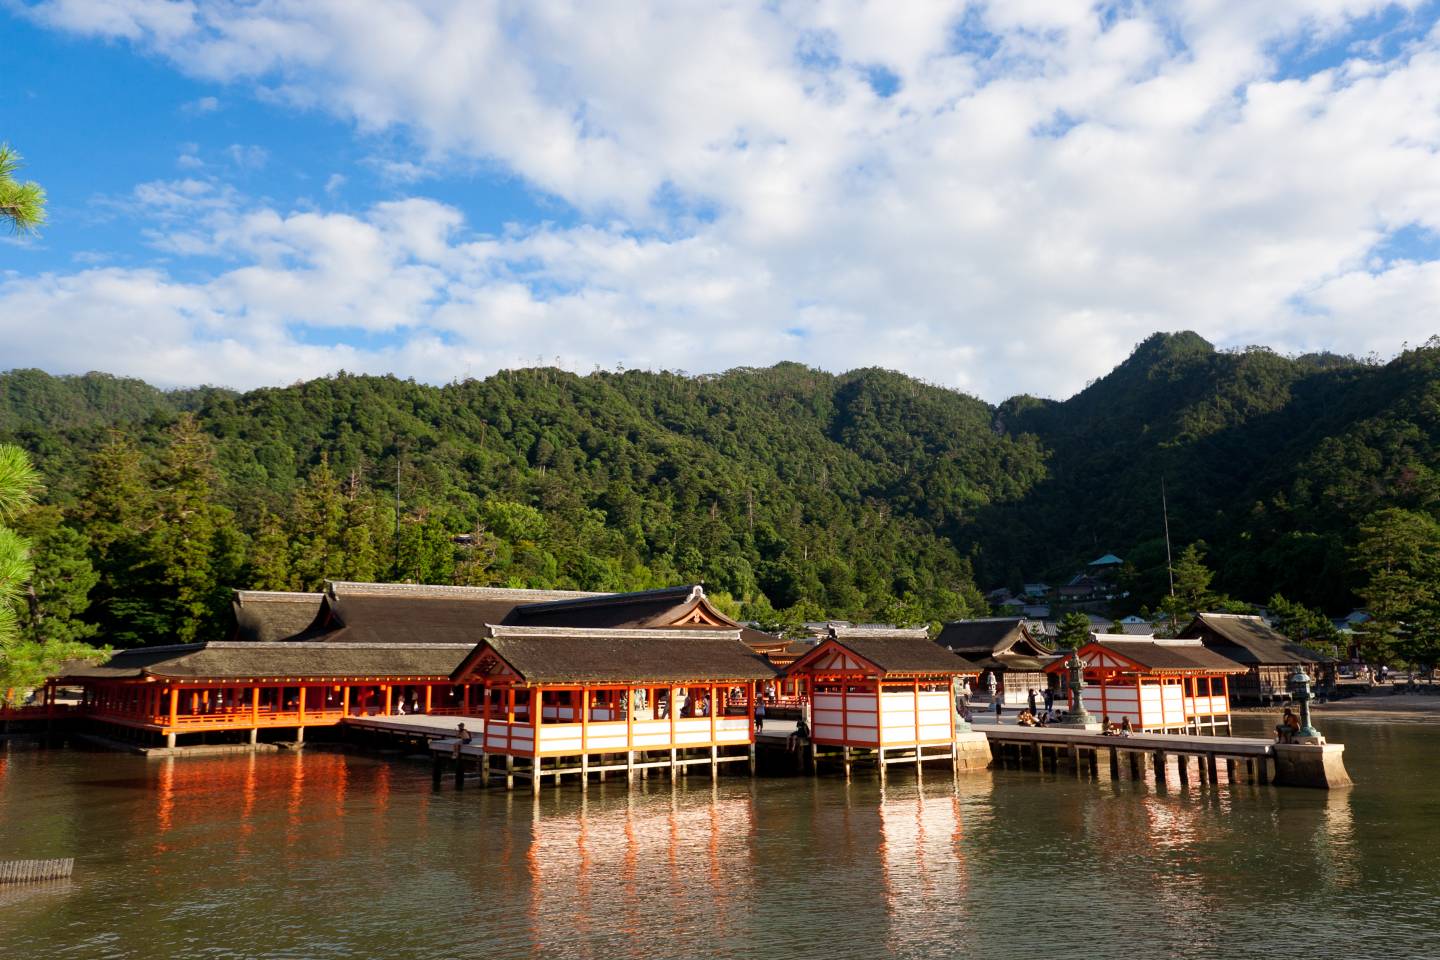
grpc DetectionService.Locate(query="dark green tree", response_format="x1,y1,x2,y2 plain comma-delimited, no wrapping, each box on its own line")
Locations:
290,454,344,589
1352,507,1440,665
1056,610,1091,649
16,507,99,645
248,509,292,590
150,415,241,643
0,144,45,233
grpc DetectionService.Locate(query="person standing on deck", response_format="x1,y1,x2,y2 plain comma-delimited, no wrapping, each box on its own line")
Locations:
1027,688,1038,716
1043,687,1055,716
993,697,1003,721
754,699,766,731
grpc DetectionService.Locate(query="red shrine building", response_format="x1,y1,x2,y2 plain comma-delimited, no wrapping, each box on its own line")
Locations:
38,581,770,749
782,627,979,776
1044,633,1246,733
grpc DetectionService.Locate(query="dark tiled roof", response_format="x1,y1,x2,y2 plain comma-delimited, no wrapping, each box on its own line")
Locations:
789,628,978,677
1181,613,1331,664
464,626,778,684
59,642,470,681
231,591,324,642
295,582,601,644
935,618,1052,658
1084,635,1246,673
504,584,739,630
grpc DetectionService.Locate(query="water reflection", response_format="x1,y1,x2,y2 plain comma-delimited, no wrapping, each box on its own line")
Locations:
879,782,970,954
0,722,1437,960
524,784,756,958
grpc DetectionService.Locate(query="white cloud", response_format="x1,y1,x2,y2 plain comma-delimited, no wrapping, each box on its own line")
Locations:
180,94,219,115
224,143,269,170
14,0,1440,399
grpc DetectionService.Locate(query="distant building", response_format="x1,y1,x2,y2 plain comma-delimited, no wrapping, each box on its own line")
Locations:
933,617,1060,707
1022,583,1051,599
1178,613,1334,705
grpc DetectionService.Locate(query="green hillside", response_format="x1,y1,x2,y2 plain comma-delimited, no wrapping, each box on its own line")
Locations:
4,332,1439,648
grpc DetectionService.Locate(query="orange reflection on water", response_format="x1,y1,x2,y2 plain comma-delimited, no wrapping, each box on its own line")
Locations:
524,785,756,959
878,781,971,952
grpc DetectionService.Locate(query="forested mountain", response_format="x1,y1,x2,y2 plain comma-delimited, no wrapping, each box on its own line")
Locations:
4,331,1440,649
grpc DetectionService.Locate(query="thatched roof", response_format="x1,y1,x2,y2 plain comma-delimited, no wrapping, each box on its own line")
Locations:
1180,613,1332,665
58,642,470,682
454,625,778,684
504,584,739,630
232,591,323,642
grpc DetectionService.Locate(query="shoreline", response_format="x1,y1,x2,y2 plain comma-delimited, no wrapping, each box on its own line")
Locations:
1235,692,1440,723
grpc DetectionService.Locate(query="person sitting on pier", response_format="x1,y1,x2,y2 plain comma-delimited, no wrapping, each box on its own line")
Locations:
788,715,810,752
1016,709,1038,727
451,722,472,759
1119,717,1133,737
1275,708,1300,743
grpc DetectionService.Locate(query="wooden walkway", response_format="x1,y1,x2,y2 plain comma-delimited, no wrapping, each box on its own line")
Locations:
343,714,486,740
982,725,1278,785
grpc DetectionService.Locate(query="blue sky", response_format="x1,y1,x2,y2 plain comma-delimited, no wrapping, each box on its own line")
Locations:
3,1,1440,401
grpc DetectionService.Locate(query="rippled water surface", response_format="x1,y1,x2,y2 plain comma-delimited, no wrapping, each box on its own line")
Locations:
2,717,1437,959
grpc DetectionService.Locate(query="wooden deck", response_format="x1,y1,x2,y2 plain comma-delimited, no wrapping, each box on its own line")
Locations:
982,725,1274,757
980,724,1281,785
343,714,486,739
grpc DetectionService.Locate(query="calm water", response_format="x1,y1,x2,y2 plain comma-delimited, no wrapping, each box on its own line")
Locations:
2,717,1437,960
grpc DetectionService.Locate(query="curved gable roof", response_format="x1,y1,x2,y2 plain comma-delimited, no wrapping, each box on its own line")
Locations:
503,584,740,630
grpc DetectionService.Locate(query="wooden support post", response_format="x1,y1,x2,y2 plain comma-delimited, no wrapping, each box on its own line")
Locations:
249,728,258,745
1257,755,1270,785
425,685,432,714
626,750,634,784
1226,758,1236,781
810,741,818,776
1088,748,1099,777
168,687,179,728
1069,743,1081,777
481,752,490,785
748,743,756,777
1177,754,1190,785
341,685,349,717
455,752,465,790
505,754,514,790
433,753,443,789
710,745,718,783
1153,751,1167,783
878,747,887,785
531,758,541,796
670,747,678,780
1207,754,1219,783
843,745,852,781
1110,746,1120,779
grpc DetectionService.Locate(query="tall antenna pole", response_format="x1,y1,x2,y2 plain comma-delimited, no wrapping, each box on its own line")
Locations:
394,444,403,577
1162,476,1175,596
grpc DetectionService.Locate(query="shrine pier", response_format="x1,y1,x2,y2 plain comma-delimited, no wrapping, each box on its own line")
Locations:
979,724,1351,789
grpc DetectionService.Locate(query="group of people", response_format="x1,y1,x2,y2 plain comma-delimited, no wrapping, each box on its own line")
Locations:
1015,708,1051,727
1101,716,1134,737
